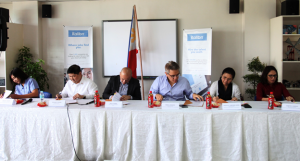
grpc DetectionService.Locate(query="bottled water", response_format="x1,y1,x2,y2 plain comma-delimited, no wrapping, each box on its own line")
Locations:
40,91,44,102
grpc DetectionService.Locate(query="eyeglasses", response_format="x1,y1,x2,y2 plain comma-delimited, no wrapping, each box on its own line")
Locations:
168,73,180,78
268,75,277,78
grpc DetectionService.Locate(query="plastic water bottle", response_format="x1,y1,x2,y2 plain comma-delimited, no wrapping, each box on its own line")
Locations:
94,90,100,107
40,91,44,102
148,91,153,108
206,92,212,109
268,92,274,110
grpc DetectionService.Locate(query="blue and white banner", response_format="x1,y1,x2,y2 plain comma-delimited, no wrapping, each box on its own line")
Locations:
64,26,93,69
64,26,93,84
182,28,212,95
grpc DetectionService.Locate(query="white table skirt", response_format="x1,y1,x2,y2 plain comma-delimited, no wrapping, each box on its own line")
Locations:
1,99,300,161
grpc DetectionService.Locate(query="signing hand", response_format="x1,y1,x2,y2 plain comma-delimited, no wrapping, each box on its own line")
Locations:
231,97,238,101
56,94,62,100
286,96,295,102
192,94,203,101
213,96,219,102
120,95,131,101
73,93,84,100
10,94,19,99
155,94,163,102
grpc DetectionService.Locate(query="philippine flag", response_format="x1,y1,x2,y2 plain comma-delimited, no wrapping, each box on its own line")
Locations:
127,7,138,79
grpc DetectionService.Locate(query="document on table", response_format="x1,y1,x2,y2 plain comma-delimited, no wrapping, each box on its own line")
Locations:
112,92,122,101
188,101,204,107
2,90,12,99
63,98,77,104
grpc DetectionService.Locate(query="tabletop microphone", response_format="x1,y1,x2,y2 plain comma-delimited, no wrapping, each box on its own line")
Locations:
21,98,33,105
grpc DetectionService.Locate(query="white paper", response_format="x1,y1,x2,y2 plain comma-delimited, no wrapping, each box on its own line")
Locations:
105,101,123,108
162,103,180,109
282,103,300,111
3,90,12,99
63,98,77,104
188,101,204,107
123,101,130,105
49,100,66,107
112,92,122,101
0,99,16,105
222,103,242,110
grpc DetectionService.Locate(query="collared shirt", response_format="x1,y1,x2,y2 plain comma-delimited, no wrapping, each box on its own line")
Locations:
15,78,40,95
150,75,194,101
61,76,98,99
119,81,129,96
109,81,132,99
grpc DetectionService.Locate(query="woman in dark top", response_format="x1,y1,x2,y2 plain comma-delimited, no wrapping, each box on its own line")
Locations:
210,67,241,101
256,66,294,101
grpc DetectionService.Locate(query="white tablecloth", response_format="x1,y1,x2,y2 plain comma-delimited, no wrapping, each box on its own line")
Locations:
1,99,300,161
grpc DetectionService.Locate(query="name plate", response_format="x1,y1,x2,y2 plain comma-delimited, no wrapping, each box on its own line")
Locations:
0,99,16,105
105,101,123,108
49,100,66,107
162,103,180,109
222,103,241,110
282,103,300,111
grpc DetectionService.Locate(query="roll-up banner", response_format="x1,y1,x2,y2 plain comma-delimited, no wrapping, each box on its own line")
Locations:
182,28,212,97
64,26,93,85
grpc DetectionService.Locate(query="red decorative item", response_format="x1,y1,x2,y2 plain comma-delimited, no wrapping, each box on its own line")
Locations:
153,101,161,107
287,45,295,61
15,99,24,104
37,102,47,107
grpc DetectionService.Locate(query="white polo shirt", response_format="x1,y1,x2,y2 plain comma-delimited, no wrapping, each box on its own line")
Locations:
61,76,98,99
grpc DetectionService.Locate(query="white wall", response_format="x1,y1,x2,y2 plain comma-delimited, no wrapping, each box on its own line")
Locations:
0,0,276,100
243,0,276,99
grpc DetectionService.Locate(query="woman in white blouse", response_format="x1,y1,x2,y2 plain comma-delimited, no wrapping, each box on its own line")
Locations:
210,67,241,101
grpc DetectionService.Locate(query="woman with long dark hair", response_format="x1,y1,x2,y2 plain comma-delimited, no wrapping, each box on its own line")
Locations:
210,67,241,101
1,68,40,99
256,66,294,101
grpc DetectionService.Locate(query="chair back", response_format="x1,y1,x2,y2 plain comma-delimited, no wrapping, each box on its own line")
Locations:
43,91,52,98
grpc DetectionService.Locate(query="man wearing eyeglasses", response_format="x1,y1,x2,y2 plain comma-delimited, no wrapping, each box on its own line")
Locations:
149,61,203,101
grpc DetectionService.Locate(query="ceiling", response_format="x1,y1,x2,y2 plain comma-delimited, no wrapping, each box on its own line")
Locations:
0,0,96,3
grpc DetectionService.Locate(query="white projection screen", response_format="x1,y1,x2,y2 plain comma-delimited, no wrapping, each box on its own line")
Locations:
102,19,177,79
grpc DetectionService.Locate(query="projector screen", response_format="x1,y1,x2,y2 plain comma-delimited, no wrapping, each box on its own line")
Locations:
102,19,177,79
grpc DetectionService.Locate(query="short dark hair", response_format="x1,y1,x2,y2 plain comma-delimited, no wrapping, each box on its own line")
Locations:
67,64,81,74
165,61,179,73
9,68,29,85
260,66,278,85
221,67,236,79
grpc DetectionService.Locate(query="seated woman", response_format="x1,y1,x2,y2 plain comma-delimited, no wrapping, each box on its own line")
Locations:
210,67,241,102
1,68,40,99
256,66,294,101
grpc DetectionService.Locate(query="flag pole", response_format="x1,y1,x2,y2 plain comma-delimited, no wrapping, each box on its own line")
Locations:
134,5,145,100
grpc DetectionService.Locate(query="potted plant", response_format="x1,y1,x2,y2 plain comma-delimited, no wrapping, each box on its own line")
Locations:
243,57,266,100
16,46,49,91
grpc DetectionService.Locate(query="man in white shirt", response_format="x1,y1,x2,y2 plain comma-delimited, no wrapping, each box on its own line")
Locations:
56,65,98,100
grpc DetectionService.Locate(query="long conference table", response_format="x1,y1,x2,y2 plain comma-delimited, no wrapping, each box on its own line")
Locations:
0,99,300,161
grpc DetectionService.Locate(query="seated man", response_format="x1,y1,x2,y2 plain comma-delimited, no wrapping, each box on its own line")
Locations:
150,61,203,101
103,67,141,100
56,64,98,100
